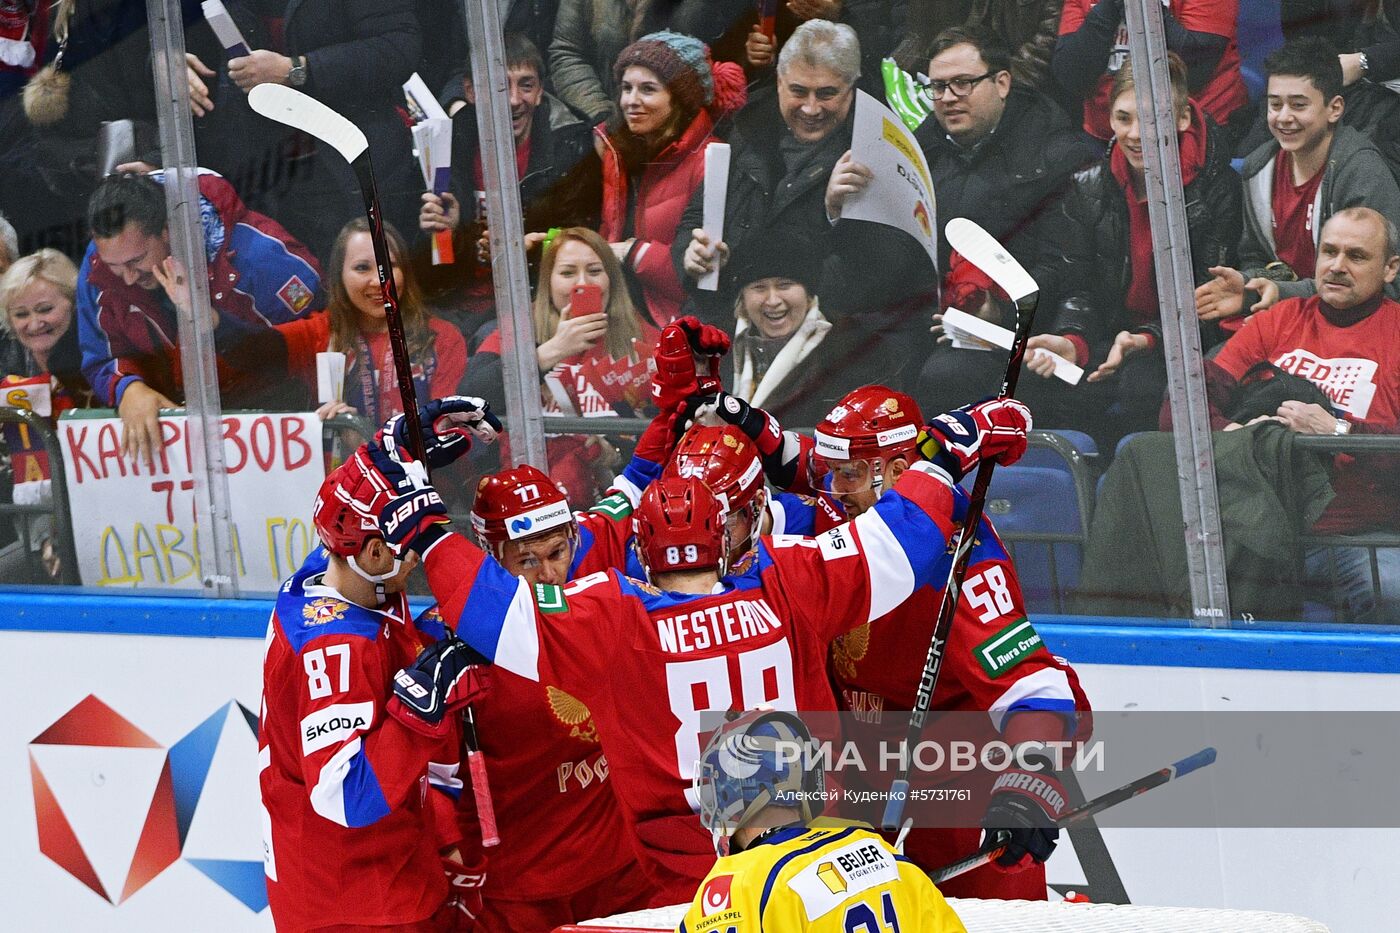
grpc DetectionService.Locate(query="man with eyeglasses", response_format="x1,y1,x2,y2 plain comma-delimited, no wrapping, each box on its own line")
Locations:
675,19,859,330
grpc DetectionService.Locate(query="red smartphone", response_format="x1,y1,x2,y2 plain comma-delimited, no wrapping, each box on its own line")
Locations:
570,282,603,317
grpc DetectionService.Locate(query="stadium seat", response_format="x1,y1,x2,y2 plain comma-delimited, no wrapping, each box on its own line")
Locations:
971,465,1089,614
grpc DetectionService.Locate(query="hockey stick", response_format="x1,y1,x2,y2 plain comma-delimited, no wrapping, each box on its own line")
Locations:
882,219,1040,830
928,747,1218,884
248,84,427,463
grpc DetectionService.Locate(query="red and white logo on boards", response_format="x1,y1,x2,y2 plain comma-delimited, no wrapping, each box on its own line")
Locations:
701,874,734,916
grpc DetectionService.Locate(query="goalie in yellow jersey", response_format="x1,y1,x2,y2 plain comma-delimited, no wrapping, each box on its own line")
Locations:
679,711,966,933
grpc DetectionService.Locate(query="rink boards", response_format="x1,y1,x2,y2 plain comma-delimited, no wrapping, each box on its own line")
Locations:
0,594,1395,932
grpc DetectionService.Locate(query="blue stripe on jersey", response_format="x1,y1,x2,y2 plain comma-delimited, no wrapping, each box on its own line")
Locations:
870,486,949,583
455,557,530,663
414,606,448,641
950,486,1011,564
276,547,386,653
341,749,392,828
569,524,597,579
770,491,816,537
759,827,859,917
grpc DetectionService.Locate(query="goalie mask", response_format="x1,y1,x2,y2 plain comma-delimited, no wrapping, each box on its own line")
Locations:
694,709,825,856
810,386,923,502
665,424,768,561
634,475,730,579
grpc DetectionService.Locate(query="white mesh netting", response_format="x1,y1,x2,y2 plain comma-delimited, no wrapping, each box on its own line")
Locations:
569,898,1332,931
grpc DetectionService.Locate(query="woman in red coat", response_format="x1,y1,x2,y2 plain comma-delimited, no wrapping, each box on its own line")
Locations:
598,31,745,327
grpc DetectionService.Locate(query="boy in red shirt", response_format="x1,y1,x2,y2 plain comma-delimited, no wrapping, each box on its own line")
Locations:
1196,38,1400,329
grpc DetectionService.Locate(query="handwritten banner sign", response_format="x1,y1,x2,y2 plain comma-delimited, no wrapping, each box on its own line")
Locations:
59,412,325,592
845,89,939,271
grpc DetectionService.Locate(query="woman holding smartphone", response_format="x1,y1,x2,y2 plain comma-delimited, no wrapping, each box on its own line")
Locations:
464,227,659,503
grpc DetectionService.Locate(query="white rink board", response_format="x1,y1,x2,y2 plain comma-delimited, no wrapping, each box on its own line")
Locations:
0,628,1394,932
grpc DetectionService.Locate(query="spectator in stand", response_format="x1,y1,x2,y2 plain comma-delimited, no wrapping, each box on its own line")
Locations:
463,227,659,505
418,33,596,316
894,0,1066,90
1278,0,1400,154
1053,0,1247,143
0,249,95,582
77,172,320,466
677,19,859,331
726,237,903,427
223,0,422,259
1181,207,1400,622
0,213,15,273
902,25,1100,413
1196,39,1400,328
1029,54,1240,447
596,31,745,328
281,219,466,425
737,0,899,91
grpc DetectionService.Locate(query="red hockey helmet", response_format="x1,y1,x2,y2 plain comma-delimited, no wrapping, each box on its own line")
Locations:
470,465,576,555
810,386,924,497
635,475,729,578
312,450,385,557
667,424,765,513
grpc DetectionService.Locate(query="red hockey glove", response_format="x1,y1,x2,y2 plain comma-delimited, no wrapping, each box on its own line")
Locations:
441,853,486,928
651,324,702,412
365,443,451,554
980,764,1067,872
380,396,501,469
918,397,1032,480
388,635,487,736
673,314,732,357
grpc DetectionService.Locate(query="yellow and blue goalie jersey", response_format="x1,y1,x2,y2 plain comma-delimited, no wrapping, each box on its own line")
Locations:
677,826,966,933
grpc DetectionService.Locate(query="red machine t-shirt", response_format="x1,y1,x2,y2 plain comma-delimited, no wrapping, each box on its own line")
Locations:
1213,296,1400,533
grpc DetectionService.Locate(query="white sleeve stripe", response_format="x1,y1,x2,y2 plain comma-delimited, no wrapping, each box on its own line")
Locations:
907,460,954,487
853,508,917,621
609,471,645,508
491,576,542,681
420,530,453,561
988,666,1074,732
309,736,362,827
428,760,463,791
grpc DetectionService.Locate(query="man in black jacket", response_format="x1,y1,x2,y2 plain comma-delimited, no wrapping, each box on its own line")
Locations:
892,26,1100,412
673,19,859,332
419,33,596,313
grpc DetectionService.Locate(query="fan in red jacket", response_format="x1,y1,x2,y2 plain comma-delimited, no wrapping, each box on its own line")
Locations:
353,394,1032,904
598,31,745,327
259,454,478,932
694,386,1092,899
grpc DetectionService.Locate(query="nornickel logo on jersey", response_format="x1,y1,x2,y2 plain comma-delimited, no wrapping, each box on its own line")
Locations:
302,597,349,626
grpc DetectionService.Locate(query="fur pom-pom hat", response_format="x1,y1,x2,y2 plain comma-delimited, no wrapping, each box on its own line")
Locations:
21,0,73,126
614,31,746,119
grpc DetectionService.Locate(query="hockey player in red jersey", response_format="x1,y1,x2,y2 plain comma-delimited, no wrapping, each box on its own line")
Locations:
695,385,1092,899
260,447,491,932
432,464,654,932
354,395,1032,904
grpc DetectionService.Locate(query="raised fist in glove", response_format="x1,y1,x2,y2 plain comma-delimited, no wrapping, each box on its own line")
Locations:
365,443,451,554
686,391,783,457
651,316,731,411
388,634,487,735
381,396,502,469
980,762,1067,871
918,397,1032,480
